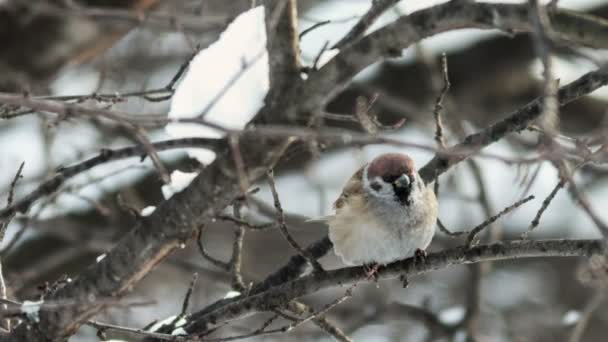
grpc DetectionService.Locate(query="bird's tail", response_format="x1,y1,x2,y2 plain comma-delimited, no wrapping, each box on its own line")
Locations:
305,215,334,224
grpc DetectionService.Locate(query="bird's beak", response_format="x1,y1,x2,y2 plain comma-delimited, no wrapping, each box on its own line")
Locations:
394,174,411,188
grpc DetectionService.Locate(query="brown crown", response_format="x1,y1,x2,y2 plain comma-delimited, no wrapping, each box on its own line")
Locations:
366,153,415,180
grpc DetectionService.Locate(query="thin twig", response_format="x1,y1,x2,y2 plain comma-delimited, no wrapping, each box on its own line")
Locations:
465,195,535,248
0,137,221,220
87,320,188,341
311,41,330,71
436,218,466,237
196,226,230,271
0,162,24,332
529,0,560,137
332,0,400,48
216,215,275,231
433,53,450,150
267,169,324,273
432,53,450,196
522,179,566,239
229,205,246,291
299,20,331,39
179,273,198,318
565,173,608,239
568,290,605,342
283,301,353,342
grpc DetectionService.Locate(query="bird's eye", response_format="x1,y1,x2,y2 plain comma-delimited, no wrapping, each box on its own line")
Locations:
382,175,399,183
370,181,382,191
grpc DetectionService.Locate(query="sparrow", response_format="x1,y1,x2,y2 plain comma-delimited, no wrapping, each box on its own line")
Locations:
327,153,438,266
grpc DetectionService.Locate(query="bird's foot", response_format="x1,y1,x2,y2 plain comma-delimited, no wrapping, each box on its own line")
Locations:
363,263,380,282
414,248,427,262
399,274,409,288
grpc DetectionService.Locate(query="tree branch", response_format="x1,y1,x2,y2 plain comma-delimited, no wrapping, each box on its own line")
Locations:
183,239,604,334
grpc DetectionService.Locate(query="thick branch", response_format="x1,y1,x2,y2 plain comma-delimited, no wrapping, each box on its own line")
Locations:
300,1,608,110
0,138,222,220
418,68,608,182
183,239,604,333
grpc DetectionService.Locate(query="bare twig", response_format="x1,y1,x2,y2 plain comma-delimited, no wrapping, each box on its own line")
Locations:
283,300,352,342
267,170,324,273
197,226,230,271
332,0,400,49
433,53,450,150
229,205,246,291
229,135,249,196
432,53,450,196
436,219,467,237
465,195,535,248
0,137,221,221
179,273,198,318
529,0,560,137
568,291,605,342
523,179,566,239
311,40,330,71
299,20,331,39
87,320,189,341
216,215,275,231
565,173,608,239
0,162,24,332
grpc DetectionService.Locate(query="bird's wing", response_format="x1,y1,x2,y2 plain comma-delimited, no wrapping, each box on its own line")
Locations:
306,165,365,223
333,165,365,210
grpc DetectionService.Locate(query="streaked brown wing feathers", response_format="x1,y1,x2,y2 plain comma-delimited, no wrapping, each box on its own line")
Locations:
333,166,364,209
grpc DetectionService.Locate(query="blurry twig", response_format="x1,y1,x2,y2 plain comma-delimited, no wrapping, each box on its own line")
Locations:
437,219,466,237
465,195,535,248
432,53,450,196
196,226,230,271
529,0,560,137
333,0,399,48
299,20,331,39
0,162,24,332
522,178,565,239
568,290,605,342
229,135,249,196
283,301,352,342
229,205,247,291
267,169,324,274
216,215,275,230
0,93,171,183
0,137,221,221
433,53,450,150
168,272,198,329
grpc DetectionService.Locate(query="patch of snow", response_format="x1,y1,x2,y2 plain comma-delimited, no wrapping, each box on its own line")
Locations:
96,253,107,263
148,315,187,332
562,310,581,325
172,327,187,336
21,299,44,322
223,290,241,299
438,306,465,325
140,205,156,216
166,6,269,165
161,170,198,199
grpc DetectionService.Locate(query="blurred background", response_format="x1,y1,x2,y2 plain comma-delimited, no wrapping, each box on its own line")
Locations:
1,0,608,341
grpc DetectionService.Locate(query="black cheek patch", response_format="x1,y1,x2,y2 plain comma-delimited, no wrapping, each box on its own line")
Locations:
393,184,411,206
370,181,382,192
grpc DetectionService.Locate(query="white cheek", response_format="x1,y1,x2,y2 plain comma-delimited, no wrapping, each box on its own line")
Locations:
370,177,394,199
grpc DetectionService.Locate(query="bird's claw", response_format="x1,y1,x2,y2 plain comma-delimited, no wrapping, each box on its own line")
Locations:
399,274,409,288
414,248,427,261
364,263,380,282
